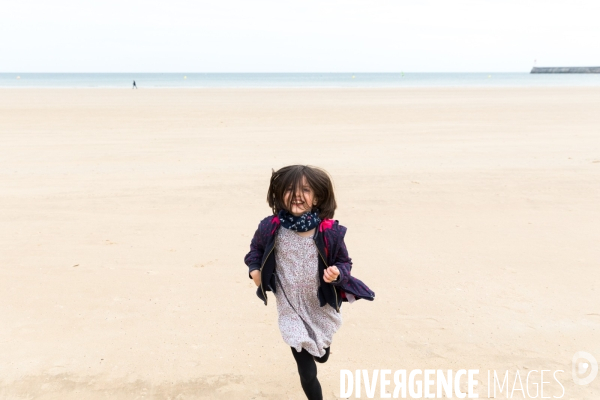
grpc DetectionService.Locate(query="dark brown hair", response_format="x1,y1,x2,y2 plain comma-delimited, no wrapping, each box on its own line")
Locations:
267,165,337,220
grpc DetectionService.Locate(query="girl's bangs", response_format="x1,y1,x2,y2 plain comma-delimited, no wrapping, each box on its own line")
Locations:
282,169,308,210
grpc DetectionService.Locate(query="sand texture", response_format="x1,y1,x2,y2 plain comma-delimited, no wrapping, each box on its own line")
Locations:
1,88,599,399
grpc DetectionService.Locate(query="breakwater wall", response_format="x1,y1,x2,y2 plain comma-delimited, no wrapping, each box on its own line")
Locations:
531,67,600,73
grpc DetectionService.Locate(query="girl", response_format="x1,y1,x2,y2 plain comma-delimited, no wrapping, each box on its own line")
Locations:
244,165,375,400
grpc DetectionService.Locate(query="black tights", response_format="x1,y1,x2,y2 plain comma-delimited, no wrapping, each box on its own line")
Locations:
290,347,330,400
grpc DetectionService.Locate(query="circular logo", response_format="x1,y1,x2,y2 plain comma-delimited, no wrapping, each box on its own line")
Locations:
572,351,598,385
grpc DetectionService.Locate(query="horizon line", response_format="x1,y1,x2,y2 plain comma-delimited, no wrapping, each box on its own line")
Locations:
1,71,533,74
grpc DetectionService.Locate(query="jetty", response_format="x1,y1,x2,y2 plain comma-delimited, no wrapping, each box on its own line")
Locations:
531,67,600,73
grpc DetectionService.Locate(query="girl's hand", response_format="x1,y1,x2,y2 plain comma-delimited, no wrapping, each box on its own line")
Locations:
323,266,340,283
250,270,261,286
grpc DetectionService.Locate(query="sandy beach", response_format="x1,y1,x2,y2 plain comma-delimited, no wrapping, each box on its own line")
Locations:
1,88,599,399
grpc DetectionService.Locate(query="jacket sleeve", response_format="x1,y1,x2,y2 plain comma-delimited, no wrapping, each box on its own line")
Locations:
244,220,265,279
331,226,352,287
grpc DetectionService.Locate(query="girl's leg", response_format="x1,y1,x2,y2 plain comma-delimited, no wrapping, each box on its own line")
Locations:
291,347,323,400
313,346,330,364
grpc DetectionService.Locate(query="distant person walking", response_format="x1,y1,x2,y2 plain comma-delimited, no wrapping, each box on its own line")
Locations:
132,80,137,89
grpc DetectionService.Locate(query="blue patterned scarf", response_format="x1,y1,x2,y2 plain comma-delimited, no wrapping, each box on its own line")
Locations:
278,209,321,232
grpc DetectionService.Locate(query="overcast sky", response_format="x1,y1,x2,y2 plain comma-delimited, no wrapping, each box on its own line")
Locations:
1,0,598,72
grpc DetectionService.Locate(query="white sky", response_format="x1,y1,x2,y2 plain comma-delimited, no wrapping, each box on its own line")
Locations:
1,0,599,72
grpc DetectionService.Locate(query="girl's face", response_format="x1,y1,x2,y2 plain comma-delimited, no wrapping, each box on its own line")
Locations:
283,176,317,217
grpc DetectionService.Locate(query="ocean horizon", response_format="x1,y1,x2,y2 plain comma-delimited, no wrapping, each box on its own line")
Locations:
1,72,600,88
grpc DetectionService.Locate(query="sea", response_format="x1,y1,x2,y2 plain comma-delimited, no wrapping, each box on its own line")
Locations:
1,73,600,88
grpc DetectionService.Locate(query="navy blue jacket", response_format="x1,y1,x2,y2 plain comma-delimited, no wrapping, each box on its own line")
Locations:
244,215,375,312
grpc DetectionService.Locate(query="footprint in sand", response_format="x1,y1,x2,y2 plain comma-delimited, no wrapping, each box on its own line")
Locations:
194,259,219,268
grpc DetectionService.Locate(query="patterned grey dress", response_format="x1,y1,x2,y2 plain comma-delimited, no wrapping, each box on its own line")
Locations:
273,226,342,358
